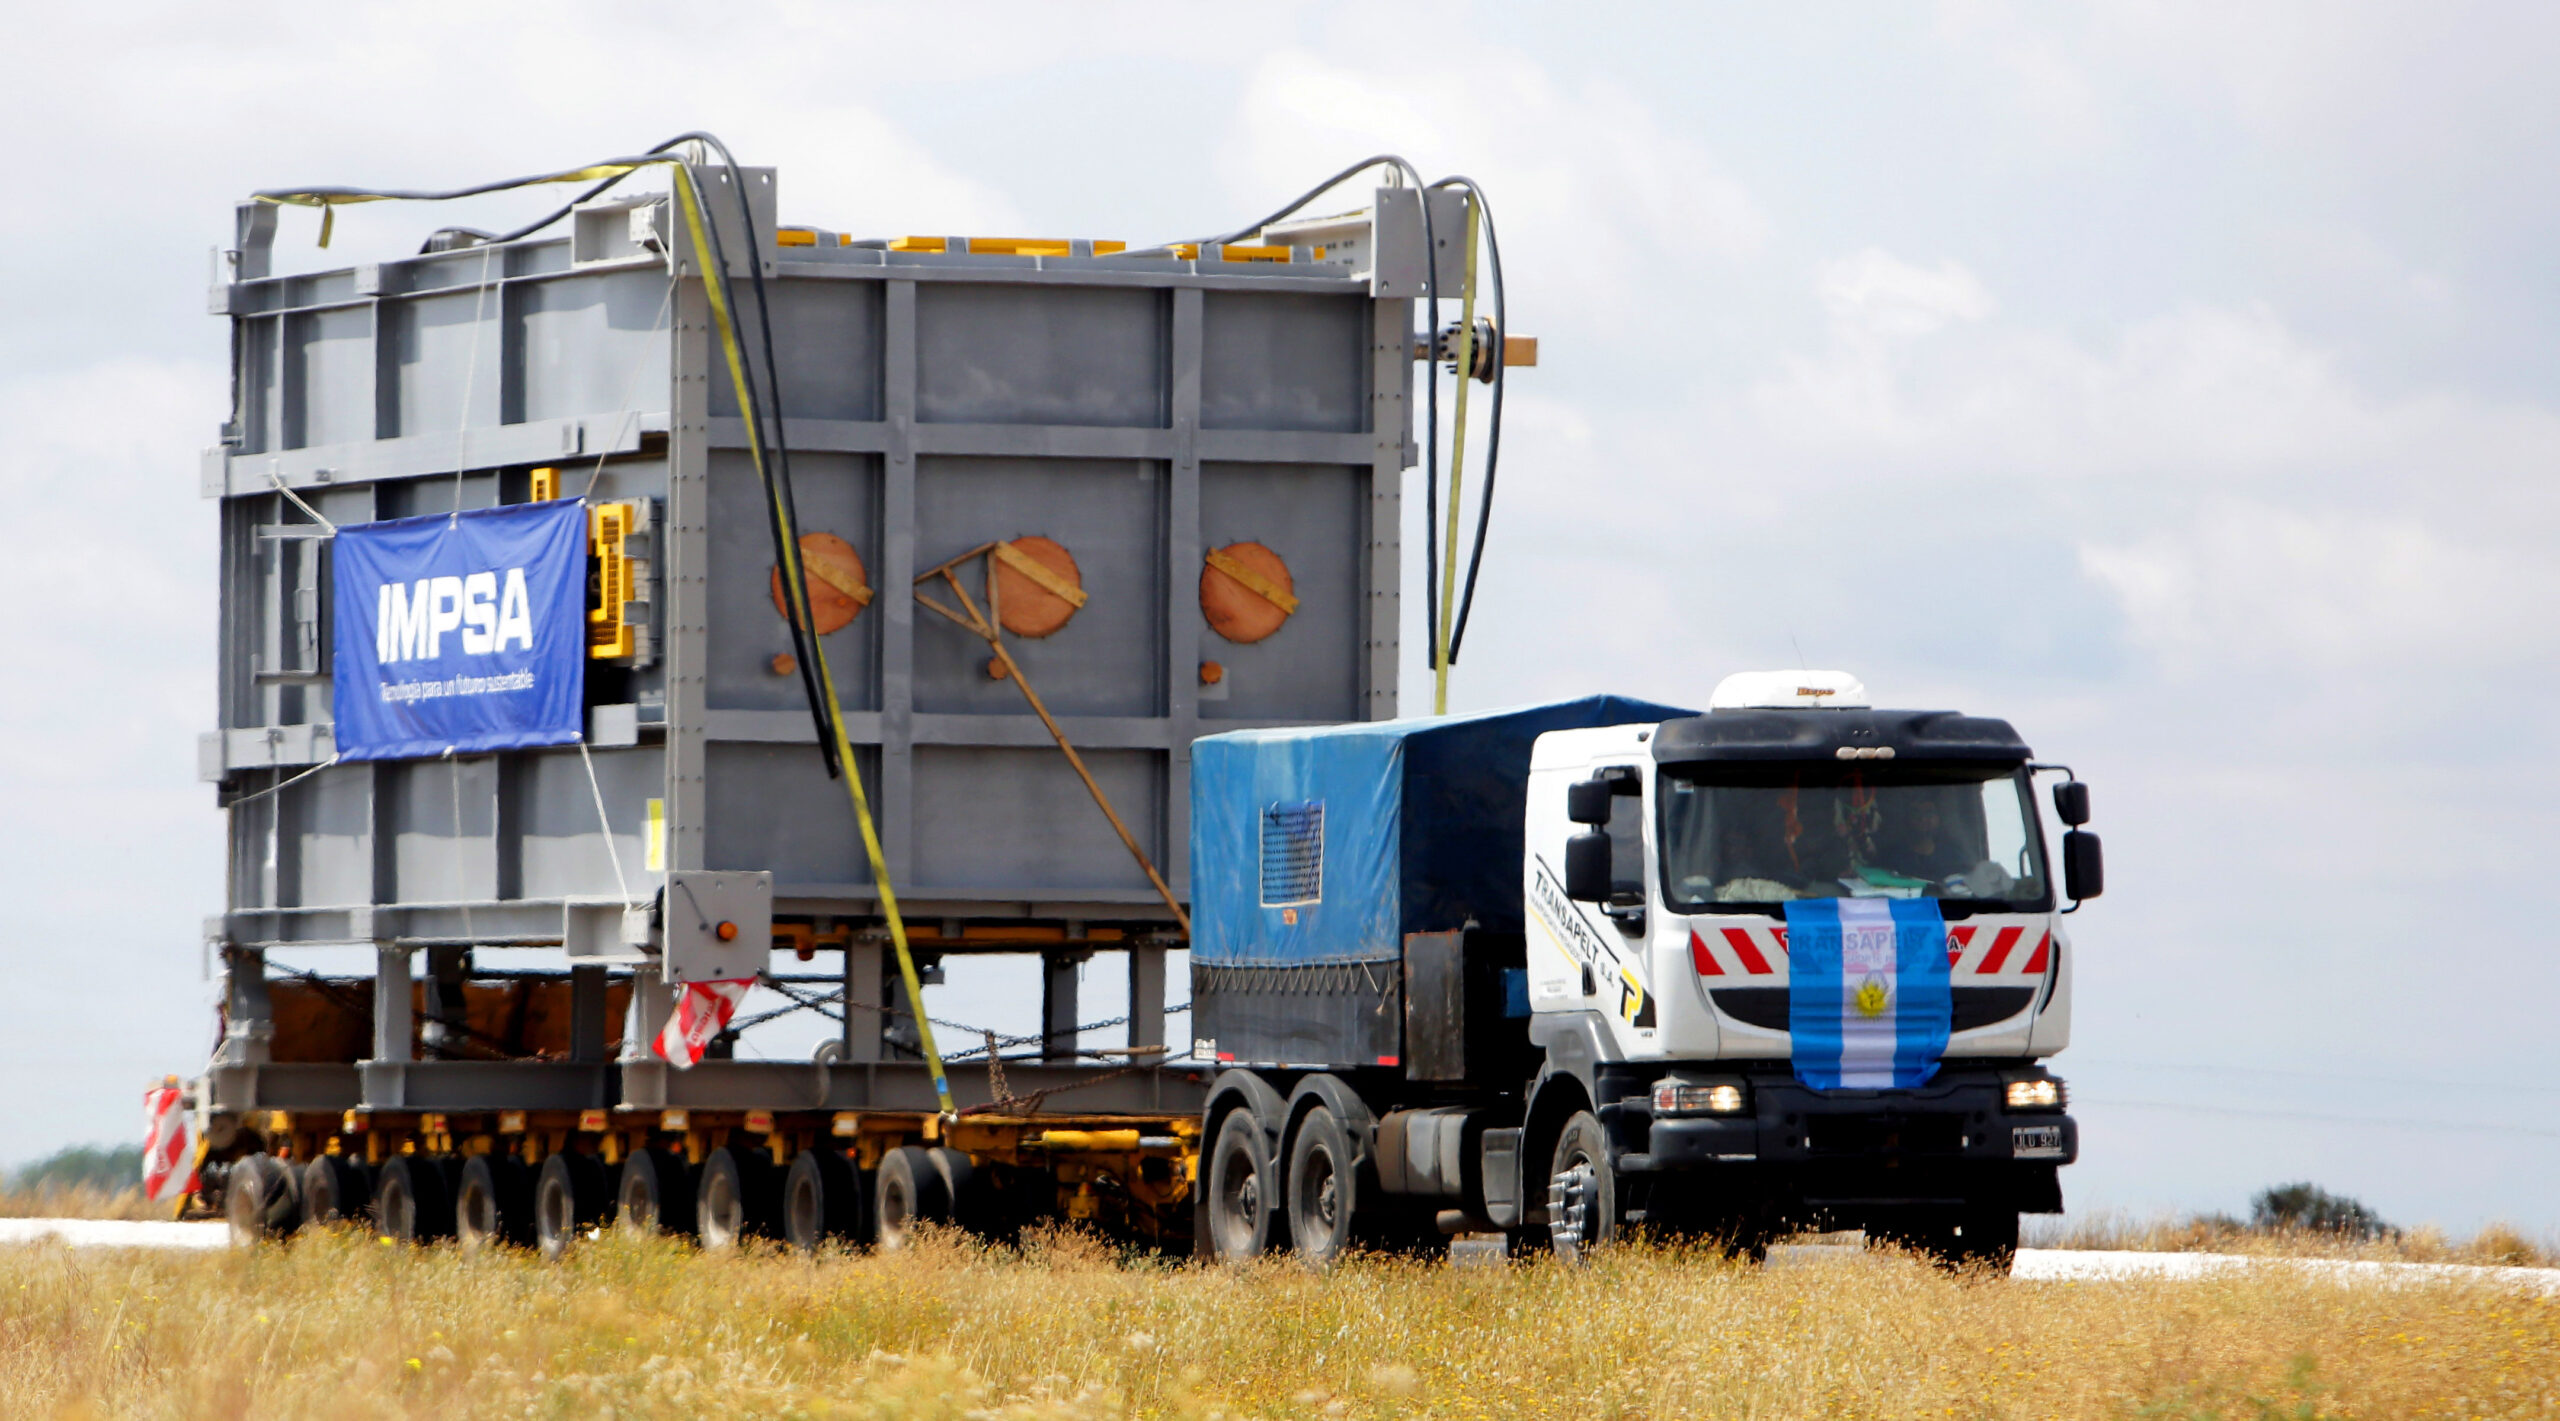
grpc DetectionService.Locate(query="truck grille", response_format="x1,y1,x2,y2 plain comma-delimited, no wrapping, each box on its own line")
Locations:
1806,1113,1964,1156
1710,986,2035,1033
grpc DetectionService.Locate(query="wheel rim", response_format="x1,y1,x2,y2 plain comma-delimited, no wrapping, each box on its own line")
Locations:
703,1170,739,1246
787,1175,818,1248
1212,1138,1260,1257
380,1179,413,1241
458,1181,493,1249
1301,1149,1338,1235
537,1177,571,1255
1547,1161,1597,1262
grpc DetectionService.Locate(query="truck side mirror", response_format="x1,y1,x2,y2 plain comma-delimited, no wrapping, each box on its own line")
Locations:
1564,830,1611,902
2052,780,2090,827
2062,830,2103,901
1566,778,1612,826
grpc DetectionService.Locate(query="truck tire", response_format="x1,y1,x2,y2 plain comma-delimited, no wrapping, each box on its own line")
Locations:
873,1146,949,1251
225,1154,300,1244
455,1155,534,1252
1285,1105,1358,1266
301,1155,370,1226
534,1152,610,1261
616,1148,696,1236
1204,1108,1276,1262
697,1147,779,1250
1545,1111,1617,1263
784,1148,864,1252
374,1155,455,1243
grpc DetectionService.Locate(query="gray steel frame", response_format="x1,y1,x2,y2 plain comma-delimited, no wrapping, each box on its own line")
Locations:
198,168,1414,1116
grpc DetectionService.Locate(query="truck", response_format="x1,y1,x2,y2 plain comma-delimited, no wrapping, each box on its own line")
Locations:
1185,674,2099,1270
167,139,2097,1271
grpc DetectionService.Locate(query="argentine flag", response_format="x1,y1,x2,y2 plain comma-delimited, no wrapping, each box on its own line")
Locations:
1784,898,1953,1090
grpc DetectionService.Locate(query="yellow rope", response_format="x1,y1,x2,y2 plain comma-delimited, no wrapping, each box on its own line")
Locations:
665,166,955,1114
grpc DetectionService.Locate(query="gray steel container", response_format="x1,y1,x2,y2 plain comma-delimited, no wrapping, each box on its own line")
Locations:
198,164,1441,1113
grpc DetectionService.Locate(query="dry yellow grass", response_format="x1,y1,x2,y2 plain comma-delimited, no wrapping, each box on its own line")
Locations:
0,1186,161,1222
1,1225,2553,1420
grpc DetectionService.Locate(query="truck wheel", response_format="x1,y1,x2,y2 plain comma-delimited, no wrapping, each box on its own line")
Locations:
616,1148,696,1237
301,1155,370,1226
1285,1106,1359,1265
873,1145,950,1251
225,1154,300,1245
534,1152,609,1261
784,1148,864,1252
698,1147,781,1249
1205,1109,1275,1262
456,1155,534,1252
374,1156,454,1243
1545,1111,1617,1263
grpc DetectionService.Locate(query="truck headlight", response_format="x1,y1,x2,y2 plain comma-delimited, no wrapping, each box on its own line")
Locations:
1652,1078,1748,1116
2004,1077,2065,1111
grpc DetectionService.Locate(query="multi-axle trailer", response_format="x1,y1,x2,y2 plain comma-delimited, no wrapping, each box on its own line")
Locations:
182,143,1511,1257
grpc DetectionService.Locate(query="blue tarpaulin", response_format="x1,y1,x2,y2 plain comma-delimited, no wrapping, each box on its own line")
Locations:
1190,696,1693,967
1784,897,1953,1090
330,501,589,761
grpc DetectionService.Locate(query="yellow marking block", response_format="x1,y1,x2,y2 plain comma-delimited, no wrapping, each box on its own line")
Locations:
995,539,1088,608
1205,547,1299,615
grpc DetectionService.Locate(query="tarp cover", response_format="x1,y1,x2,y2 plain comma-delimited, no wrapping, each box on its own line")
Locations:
331,500,588,761
1190,695,1693,967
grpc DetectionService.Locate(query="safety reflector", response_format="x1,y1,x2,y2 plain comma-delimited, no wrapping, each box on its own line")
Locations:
654,979,754,1070
143,1082,197,1205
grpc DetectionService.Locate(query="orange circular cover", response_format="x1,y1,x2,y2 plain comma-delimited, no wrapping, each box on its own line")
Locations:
994,536,1083,638
770,532,869,635
1200,541,1294,644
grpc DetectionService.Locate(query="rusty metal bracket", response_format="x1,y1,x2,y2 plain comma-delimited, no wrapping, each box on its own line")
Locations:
914,544,1191,935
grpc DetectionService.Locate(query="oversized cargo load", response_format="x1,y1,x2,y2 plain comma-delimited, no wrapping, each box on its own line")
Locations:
191,149,1486,1141
1187,695,1690,1070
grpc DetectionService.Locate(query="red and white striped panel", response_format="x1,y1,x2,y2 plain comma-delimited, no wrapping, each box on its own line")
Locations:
1946,923,2052,977
142,1082,197,1205
1689,921,2050,979
653,979,754,1070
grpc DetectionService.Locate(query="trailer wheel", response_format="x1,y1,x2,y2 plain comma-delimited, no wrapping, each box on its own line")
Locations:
225,1154,300,1245
616,1148,696,1237
698,1147,780,1250
1285,1106,1358,1266
374,1156,455,1243
1204,1109,1275,1262
301,1156,369,1227
1545,1111,1617,1263
534,1152,608,1261
873,1146,950,1250
784,1148,864,1252
456,1155,535,1252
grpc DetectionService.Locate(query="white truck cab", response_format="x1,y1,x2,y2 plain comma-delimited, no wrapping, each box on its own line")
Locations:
1509,671,2099,1263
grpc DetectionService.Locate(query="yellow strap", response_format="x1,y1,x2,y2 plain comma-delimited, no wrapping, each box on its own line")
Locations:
668,167,953,1114
803,544,875,607
994,539,1088,608
1204,547,1299,616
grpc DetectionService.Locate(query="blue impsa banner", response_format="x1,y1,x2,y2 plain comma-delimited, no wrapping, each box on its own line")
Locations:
330,501,588,761
1785,898,1953,1090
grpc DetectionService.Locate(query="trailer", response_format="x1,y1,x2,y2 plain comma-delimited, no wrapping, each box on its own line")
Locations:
179,140,1522,1255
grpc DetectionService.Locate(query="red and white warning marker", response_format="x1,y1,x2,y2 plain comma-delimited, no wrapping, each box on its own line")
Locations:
142,1079,197,1205
653,979,755,1069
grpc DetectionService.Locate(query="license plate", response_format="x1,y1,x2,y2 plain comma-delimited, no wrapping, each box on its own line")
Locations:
2011,1125,2065,1159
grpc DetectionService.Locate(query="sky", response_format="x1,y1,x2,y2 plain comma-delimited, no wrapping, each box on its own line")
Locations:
2,2,2555,1234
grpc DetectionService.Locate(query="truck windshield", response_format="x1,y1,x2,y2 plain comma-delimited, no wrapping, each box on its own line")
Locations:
1657,762,2050,913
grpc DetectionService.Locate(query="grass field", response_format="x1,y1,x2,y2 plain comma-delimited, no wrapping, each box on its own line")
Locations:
2,1223,2553,1420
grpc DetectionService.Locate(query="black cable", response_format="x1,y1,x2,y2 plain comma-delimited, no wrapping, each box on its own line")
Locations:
644,134,842,779
1436,179,1505,664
